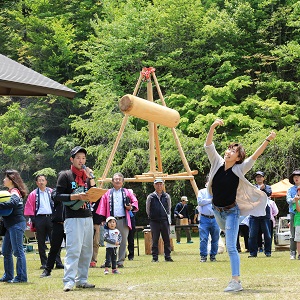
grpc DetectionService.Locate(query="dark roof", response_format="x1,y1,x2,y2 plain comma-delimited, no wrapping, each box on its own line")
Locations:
0,54,76,99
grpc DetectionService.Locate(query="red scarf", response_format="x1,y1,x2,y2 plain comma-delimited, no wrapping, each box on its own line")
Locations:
71,165,87,186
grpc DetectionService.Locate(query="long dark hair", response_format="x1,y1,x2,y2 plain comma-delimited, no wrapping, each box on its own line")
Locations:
5,169,28,199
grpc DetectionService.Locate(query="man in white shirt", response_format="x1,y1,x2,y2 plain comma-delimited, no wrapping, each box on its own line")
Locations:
24,174,63,269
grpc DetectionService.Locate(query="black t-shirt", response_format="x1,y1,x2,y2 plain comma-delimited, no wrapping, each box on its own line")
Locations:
212,164,239,207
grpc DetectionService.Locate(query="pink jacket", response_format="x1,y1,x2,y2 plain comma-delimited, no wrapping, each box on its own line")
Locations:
96,188,138,230
24,188,53,216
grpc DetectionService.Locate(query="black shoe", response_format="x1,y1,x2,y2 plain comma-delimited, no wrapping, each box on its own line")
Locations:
265,253,271,257
117,264,124,268
55,264,64,269
200,256,207,263
165,257,174,262
151,258,159,262
248,255,257,258
40,269,51,278
100,263,111,268
0,277,11,282
210,255,216,262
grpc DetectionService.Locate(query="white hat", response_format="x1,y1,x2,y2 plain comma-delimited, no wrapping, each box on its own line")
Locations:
181,196,188,202
154,178,164,184
106,216,117,224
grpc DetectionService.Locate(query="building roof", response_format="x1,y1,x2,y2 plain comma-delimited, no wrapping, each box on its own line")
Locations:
0,54,76,99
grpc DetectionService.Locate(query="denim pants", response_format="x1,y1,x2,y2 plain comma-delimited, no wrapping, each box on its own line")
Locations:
2,221,27,282
199,215,220,257
248,216,271,256
212,205,240,277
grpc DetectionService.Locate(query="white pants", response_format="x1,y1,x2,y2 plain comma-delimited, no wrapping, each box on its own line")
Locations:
63,217,93,286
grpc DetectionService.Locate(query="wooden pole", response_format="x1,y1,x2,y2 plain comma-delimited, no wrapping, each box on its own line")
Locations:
171,127,199,197
147,79,156,173
154,124,163,172
99,115,129,188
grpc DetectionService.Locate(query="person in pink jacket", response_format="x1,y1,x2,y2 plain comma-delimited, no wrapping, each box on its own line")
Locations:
96,172,138,268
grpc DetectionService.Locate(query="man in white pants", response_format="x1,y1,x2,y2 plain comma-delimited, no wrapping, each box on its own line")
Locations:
54,146,96,292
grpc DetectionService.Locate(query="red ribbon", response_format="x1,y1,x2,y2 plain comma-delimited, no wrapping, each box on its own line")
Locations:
141,67,156,81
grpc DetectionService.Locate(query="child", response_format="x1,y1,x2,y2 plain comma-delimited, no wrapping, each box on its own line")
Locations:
293,187,300,259
104,216,122,274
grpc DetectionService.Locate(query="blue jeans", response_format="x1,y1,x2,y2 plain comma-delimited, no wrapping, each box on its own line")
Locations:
213,205,240,277
248,216,271,256
199,216,220,256
2,221,27,282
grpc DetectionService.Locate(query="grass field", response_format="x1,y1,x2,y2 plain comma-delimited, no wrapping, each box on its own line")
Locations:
0,235,297,300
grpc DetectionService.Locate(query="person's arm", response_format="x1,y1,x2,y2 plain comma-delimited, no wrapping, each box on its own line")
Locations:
250,131,276,160
296,200,300,213
146,194,151,217
205,118,224,146
197,189,212,206
286,187,295,205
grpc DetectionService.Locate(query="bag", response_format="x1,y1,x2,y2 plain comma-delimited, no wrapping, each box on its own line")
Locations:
179,218,189,225
0,217,6,236
0,208,13,216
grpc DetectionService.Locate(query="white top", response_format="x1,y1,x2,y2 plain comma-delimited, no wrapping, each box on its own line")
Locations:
113,189,125,217
204,142,267,217
37,190,52,215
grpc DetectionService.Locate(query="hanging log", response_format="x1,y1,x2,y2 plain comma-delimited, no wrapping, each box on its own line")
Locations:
119,94,180,128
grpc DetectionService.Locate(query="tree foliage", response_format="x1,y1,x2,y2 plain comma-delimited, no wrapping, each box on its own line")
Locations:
0,0,299,216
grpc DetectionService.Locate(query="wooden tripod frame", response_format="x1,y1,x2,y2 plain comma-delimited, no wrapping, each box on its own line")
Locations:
98,68,199,197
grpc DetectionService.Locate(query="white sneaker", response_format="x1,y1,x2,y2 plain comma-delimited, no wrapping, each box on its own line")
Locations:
290,251,296,260
63,283,74,292
224,279,243,292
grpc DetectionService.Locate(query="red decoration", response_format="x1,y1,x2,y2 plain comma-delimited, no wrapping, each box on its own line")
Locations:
141,67,156,81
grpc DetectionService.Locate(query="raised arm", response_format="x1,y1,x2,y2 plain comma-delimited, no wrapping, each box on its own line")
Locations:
251,131,276,160
205,118,224,146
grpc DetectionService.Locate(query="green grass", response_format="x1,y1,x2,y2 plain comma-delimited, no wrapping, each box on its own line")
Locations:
0,237,297,300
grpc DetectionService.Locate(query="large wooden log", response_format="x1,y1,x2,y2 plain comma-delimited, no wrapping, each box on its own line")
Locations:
119,94,180,128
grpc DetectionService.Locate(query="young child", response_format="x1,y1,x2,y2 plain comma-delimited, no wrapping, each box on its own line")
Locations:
293,187,300,259
104,216,122,274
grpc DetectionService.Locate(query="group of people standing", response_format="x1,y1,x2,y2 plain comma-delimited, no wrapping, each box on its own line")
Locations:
0,118,299,294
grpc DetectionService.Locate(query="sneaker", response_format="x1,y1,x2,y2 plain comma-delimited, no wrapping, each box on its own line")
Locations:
187,240,194,244
104,269,109,275
151,258,159,262
176,242,181,244
101,262,111,268
224,279,243,292
290,251,296,260
210,255,216,262
0,277,11,282
7,279,27,283
76,283,95,289
248,255,257,258
63,283,74,292
200,256,207,263
40,269,51,278
165,257,174,262
55,263,64,269
117,263,124,268
89,261,96,268
112,269,120,274
265,253,271,257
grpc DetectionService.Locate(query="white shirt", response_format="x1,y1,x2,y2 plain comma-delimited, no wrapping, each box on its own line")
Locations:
113,189,125,217
37,190,52,215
